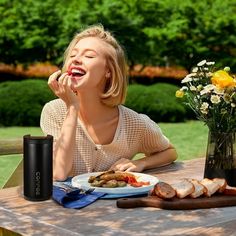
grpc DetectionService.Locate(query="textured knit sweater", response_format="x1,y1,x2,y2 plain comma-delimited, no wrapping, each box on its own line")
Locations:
40,99,170,175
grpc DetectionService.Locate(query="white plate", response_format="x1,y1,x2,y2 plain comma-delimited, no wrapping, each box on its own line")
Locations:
71,172,159,194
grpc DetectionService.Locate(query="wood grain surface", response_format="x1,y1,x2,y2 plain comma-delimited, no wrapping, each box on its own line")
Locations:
117,195,236,210
1,158,236,236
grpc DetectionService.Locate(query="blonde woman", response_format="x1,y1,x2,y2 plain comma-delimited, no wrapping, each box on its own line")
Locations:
40,25,177,181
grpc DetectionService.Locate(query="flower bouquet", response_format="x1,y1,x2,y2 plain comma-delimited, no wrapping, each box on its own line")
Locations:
176,60,236,185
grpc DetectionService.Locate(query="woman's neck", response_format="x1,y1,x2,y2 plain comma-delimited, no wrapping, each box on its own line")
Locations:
77,94,118,125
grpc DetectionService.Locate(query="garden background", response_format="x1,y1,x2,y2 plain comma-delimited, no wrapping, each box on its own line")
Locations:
0,0,235,188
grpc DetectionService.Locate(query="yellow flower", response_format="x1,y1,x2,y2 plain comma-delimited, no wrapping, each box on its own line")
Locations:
175,90,184,98
211,70,236,88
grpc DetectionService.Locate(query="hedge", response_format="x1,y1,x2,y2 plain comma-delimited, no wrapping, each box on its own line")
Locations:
0,79,55,126
0,80,193,126
125,83,194,122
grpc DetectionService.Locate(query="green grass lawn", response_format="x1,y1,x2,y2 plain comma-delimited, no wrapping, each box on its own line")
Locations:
0,127,43,188
159,121,208,160
0,121,209,188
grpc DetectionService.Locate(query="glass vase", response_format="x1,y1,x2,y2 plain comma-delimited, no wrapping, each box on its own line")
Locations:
204,131,236,187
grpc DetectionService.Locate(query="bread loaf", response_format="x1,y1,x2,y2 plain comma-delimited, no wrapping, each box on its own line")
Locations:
212,178,227,193
171,179,194,198
200,178,220,197
188,179,206,198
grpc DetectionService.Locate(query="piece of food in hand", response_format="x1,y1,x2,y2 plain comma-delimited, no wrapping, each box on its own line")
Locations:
171,179,194,198
200,178,220,197
188,179,206,198
212,178,227,193
152,182,176,199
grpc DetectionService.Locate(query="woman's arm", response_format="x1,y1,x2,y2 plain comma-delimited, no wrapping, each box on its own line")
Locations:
47,70,80,181
110,144,177,172
137,144,177,170
53,105,78,181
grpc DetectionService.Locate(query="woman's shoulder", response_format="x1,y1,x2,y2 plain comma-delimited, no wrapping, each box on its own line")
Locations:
42,99,67,116
119,105,152,125
44,98,66,109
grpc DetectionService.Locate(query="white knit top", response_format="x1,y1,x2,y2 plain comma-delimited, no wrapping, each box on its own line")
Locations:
40,99,170,176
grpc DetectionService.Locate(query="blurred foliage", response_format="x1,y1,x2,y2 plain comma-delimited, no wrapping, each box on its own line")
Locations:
125,83,194,122
0,80,55,126
0,0,235,71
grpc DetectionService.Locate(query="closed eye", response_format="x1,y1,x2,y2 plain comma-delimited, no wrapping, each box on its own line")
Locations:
85,55,95,58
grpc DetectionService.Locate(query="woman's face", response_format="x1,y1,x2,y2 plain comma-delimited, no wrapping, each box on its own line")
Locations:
66,37,109,93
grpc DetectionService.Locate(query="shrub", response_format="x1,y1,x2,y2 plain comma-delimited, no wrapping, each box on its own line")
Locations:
125,83,194,122
0,79,55,126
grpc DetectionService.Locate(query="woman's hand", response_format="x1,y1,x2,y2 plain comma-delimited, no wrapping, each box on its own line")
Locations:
48,70,79,109
109,158,146,172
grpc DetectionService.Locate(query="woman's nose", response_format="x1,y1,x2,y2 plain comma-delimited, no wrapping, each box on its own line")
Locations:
72,55,82,64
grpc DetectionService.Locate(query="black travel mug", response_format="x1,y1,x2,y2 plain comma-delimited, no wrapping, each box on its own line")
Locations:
23,134,53,201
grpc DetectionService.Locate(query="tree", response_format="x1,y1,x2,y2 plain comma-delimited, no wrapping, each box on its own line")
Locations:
0,0,235,71
0,0,65,65
140,0,236,70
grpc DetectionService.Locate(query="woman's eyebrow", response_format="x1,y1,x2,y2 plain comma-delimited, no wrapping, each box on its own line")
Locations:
71,48,98,54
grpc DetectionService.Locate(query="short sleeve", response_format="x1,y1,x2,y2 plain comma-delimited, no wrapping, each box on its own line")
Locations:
139,114,170,156
40,101,64,141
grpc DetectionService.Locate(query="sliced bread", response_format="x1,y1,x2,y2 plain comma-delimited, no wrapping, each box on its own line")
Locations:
188,179,206,198
200,178,220,197
171,179,194,198
212,178,227,193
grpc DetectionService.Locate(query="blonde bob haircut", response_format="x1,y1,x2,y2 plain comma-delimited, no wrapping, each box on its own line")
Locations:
62,24,128,107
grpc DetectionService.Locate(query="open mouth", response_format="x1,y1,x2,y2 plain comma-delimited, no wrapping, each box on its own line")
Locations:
68,67,86,77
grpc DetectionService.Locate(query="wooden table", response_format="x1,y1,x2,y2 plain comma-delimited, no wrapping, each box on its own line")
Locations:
0,158,236,236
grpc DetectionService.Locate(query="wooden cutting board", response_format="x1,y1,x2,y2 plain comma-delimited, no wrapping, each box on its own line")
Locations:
116,195,236,210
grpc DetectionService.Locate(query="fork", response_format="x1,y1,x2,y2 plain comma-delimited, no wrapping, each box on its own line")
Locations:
54,182,95,194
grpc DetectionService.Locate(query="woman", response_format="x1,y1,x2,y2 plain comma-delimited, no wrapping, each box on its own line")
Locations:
40,24,177,181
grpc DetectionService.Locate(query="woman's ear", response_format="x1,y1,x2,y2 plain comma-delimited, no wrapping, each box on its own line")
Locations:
105,71,111,78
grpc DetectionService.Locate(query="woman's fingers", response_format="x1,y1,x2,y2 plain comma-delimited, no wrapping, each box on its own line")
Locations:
109,158,128,170
117,162,133,171
110,158,135,171
48,71,72,97
110,158,145,172
48,70,61,92
48,70,61,83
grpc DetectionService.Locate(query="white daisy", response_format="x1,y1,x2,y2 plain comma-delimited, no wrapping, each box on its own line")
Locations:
200,84,216,95
197,60,207,66
200,102,209,114
181,76,193,83
214,87,224,95
206,61,215,66
210,95,221,104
